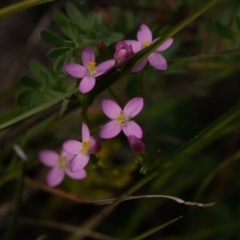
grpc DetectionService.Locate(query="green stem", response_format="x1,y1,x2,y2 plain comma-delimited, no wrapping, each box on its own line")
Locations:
0,0,53,20
108,87,122,107
3,160,25,240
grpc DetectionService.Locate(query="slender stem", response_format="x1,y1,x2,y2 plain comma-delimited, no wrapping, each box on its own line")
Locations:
0,0,53,20
3,160,25,240
108,87,122,107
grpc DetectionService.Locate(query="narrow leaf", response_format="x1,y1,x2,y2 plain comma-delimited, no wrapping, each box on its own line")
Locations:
19,75,41,89
47,47,70,58
41,30,69,47
53,55,66,73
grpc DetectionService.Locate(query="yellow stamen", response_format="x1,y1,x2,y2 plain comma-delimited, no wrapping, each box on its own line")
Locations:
87,61,97,77
116,111,128,125
57,155,67,168
80,141,91,154
143,40,150,48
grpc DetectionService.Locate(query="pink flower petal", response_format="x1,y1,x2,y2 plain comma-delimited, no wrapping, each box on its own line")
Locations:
148,52,167,70
70,154,89,172
65,168,87,180
46,167,65,187
79,76,96,93
102,99,122,119
137,24,152,43
131,59,148,72
89,137,102,153
38,150,58,167
82,123,90,142
96,59,115,77
155,38,174,51
63,140,81,155
100,121,122,139
124,97,144,118
122,121,143,138
60,148,75,162
82,45,95,68
124,40,141,53
64,63,86,78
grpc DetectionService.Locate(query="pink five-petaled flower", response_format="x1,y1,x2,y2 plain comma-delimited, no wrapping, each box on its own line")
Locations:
38,148,87,187
100,97,144,139
125,23,174,72
114,41,134,64
64,45,115,93
63,123,101,172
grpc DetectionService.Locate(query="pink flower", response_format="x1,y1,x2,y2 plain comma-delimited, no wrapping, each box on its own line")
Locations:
63,123,101,172
100,97,144,139
38,148,87,187
64,45,115,93
125,23,174,72
128,135,145,153
114,41,134,63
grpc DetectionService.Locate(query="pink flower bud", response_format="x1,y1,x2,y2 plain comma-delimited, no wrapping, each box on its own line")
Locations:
128,135,145,153
114,41,134,63
97,40,106,52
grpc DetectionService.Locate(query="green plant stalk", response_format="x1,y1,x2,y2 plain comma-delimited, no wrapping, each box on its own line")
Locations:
0,0,221,131
0,0,53,20
195,149,240,200
130,216,182,240
3,160,25,240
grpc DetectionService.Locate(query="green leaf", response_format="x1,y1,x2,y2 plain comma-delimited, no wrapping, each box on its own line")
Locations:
44,89,63,99
47,47,70,58
53,55,66,73
28,60,50,85
85,12,97,33
236,17,240,31
66,2,87,31
17,89,36,106
100,30,124,43
19,75,41,88
214,20,234,39
41,30,69,47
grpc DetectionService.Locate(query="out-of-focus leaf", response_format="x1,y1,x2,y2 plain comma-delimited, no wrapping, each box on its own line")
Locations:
19,75,41,88
236,17,240,31
28,60,50,85
66,2,87,31
44,89,63,99
86,12,97,33
53,55,66,73
41,30,69,47
17,89,36,106
214,20,234,39
100,30,124,43
47,47,70,58
68,20,81,42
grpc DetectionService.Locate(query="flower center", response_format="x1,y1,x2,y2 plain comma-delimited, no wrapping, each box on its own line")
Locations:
80,141,91,154
116,111,129,125
57,156,67,168
143,40,150,48
87,61,97,77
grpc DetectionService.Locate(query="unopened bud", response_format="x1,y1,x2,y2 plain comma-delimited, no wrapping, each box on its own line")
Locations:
89,137,102,154
97,40,106,52
114,41,134,64
128,135,145,153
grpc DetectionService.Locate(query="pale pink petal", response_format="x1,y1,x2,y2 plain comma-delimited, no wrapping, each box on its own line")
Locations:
102,99,122,119
131,58,148,72
63,140,81,155
95,59,115,77
124,97,144,118
79,76,96,93
89,137,102,153
155,38,174,51
70,154,89,172
46,167,65,187
60,148,75,162
65,168,87,180
82,45,95,68
100,121,122,139
122,121,143,138
82,123,90,141
137,24,152,43
38,150,58,167
64,63,87,78
148,52,167,70
124,40,141,53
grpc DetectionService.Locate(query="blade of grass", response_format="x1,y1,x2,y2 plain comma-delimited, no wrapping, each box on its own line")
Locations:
0,0,53,20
